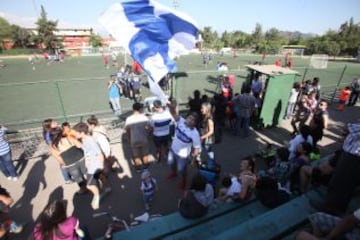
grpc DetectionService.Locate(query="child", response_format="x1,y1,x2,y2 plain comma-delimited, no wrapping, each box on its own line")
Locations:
267,147,291,190
218,175,241,202
337,86,351,111
141,170,157,211
61,122,78,139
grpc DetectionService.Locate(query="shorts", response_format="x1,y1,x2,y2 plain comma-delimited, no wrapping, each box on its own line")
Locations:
309,212,360,240
153,135,169,148
131,141,149,157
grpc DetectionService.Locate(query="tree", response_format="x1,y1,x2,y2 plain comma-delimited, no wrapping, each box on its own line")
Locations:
35,5,59,50
200,27,219,49
11,25,33,48
89,33,103,47
324,41,341,58
251,23,263,48
337,17,360,56
0,17,12,50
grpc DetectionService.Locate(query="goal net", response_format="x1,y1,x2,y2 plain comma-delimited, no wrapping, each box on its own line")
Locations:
309,54,329,69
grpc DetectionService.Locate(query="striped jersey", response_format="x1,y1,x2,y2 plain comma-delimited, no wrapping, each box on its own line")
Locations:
0,127,10,156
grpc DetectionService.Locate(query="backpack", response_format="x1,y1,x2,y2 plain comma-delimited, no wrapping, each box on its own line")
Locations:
255,176,290,208
179,191,208,219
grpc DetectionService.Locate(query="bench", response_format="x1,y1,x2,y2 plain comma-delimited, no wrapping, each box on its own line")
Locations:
111,197,264,240
206,190,323,240
109,154,335,240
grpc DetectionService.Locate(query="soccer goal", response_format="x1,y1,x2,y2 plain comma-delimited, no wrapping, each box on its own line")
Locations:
309,54,329,69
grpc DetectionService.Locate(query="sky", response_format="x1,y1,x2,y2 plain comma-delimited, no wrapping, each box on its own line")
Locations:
0,0,359,36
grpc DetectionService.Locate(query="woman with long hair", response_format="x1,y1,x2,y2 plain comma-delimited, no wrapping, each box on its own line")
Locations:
199,102,215,164
49,128,87,193
42,119,71,184
33,200,86,240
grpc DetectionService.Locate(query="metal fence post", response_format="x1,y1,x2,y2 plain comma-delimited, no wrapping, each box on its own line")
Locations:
55,81,68,122
302,67,308,83
330,65,347,104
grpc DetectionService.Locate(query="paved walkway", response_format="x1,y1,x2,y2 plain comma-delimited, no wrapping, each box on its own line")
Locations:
2,103,359,239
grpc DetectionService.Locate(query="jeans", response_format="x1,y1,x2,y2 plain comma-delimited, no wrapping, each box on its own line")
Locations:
109,97,121,114
286,102,296,118
60,166,71,182
0,151,17,178
143,193,153,205
168,151,189,176
235,115,250,137
348,91,359,106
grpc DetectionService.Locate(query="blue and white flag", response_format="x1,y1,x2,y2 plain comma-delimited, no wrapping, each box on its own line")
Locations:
99,0,199,99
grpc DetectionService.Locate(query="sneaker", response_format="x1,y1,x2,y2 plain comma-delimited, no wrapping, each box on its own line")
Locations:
9,222,23,234
11,177,18,181
91,196,100,210
7,176,12,181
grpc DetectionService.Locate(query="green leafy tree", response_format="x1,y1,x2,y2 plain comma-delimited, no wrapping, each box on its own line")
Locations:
323,41,341,58
0,17,12,50
35,5,59,50
200,27,219,49
11,25,33,48
89,33,103,47
232,31,249,48
221,31,233,47
251,23,263,48
338,17,360,56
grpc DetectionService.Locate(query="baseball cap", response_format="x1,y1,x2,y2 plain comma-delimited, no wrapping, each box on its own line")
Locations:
141,170,151,180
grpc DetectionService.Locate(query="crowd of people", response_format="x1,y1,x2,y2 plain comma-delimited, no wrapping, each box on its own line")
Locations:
0,58,359,239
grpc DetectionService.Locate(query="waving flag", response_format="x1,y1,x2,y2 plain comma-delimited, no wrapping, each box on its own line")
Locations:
99,0,199,99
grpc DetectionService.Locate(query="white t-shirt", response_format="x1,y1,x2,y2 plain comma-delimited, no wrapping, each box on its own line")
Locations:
171,117,201,158
82,136,104,174
125,113,150,144
289,88,300,103
226,177,242,196
288,134,314,160
92,126,111,158
150,109,173,137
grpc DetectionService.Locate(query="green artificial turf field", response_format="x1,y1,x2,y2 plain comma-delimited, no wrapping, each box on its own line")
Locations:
0,54,358,129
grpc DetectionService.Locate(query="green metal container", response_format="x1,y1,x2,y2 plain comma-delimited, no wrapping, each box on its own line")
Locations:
245,64,300,128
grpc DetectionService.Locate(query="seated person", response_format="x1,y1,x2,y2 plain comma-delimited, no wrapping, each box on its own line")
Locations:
218,175,242,202
288,125,313,161
299,149,341,193
179,174,214,219
237,158,257,201
266,147,291,190
296,208,360,240
290,142,313,193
